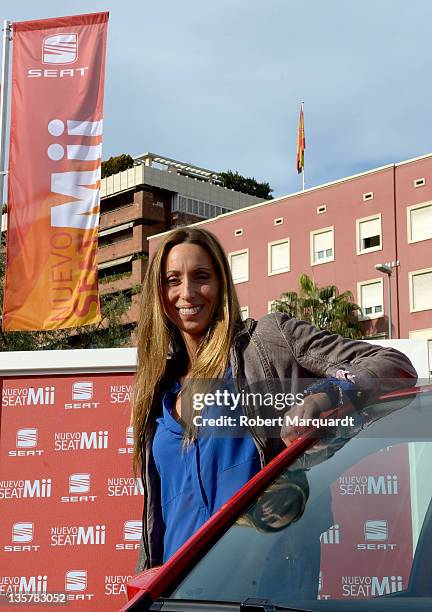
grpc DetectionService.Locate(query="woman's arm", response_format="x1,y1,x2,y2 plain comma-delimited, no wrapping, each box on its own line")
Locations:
273,313,418,407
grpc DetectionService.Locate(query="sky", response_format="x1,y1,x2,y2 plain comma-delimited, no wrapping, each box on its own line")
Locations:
2,0,432,197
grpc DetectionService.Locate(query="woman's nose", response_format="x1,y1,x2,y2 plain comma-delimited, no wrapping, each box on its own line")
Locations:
180,278,195,300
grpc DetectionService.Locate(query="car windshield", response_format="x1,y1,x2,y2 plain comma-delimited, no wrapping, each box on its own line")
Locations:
169,390,432,610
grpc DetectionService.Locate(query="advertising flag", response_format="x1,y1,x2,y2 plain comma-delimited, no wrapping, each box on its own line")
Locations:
296,102,305,174
2,12,109,331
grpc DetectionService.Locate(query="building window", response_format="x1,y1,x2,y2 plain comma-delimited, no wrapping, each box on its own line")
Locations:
414,178,426,188
228,249,249,284
268,239,290,275
176,195,231,219
363,192,374,201
268,300,277,313
268,298,289,314
240,306,249,320
317,205,327,214
234,229,243,237
356,214,382,254
274,217,284,226
409,329,432,375
98,223,134,248
357,279,384,320
171,195,179,212
409,268,432,312
407,202,432,243
310,227,334,265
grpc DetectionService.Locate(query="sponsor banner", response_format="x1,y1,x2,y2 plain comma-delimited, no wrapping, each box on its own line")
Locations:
3,12,109,331
0,372,139,610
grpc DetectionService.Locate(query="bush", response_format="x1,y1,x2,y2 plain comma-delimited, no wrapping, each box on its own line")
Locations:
101,154,134,179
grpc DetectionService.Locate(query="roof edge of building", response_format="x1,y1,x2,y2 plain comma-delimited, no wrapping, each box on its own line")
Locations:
147,159,401,242
395,152,432,167
145,151,432,243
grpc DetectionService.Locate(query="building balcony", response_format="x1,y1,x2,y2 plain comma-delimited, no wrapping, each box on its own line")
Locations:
99,257,147,296
100,189,167,229
98,224,159,264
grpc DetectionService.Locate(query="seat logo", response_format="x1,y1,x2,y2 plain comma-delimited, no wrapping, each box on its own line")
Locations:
65,570,86,592
43,34,78,64
13,522,34,543
126,426,134,446
124,520,141,541
72,381,93,401
16,428,38,448
69,473,90,494
364,520,388,541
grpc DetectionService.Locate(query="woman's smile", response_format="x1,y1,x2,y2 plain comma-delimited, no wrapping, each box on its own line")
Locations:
177,305,204,316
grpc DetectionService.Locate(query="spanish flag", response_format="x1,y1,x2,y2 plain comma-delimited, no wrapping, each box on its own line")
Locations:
296,103,305,174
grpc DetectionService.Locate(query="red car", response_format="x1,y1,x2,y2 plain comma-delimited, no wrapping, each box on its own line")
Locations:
122,386,432,612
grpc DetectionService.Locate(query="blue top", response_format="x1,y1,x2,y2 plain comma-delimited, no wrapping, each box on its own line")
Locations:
152,367,261,562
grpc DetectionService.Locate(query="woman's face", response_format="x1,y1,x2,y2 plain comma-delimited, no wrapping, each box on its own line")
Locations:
162,243,220,343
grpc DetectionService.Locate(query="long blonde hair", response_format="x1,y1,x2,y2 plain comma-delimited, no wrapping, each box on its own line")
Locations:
132,227,243,471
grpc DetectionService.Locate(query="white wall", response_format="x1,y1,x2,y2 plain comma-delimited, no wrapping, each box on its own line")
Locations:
366,339,430,382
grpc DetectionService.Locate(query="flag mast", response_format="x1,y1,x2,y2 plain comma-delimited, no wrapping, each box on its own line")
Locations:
0,20,12,207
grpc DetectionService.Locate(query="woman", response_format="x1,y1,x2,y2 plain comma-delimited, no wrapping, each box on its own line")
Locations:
132,226,417,571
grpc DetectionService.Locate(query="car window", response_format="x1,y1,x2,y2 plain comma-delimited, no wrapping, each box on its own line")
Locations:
169,392,432,608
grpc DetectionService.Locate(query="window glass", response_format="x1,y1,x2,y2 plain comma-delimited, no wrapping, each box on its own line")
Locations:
412,271,432,310
360,281,383,318
230,251,248,283
240,307,248,320
269,241,289,274
359,217,381,251
170,394,432,607
313,229,333,263
410,204,432,242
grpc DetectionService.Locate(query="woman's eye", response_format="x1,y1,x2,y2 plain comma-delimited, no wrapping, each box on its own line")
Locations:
166,277,179,285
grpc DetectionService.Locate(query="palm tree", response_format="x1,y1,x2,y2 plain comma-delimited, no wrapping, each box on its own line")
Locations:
273,273,362,339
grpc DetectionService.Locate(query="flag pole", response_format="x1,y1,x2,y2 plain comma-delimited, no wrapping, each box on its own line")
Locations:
0,20,12,208
301,101,305,191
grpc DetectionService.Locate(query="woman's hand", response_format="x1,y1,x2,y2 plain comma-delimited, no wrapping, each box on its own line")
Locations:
280,392,332,446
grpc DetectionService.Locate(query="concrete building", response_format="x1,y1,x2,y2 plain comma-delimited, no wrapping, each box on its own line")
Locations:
97,153,265,322
149,153,432,367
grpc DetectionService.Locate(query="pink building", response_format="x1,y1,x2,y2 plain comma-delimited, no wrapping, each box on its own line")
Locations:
149,154,432,354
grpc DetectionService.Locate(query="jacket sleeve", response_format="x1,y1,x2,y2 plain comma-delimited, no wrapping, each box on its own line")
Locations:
272,313,418,407
135,539,148,573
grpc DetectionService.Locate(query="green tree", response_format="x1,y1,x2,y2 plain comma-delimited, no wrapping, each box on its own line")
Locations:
273,273,362,339
66,292,134,349
0,252,135,350
101,153,134,179
219,170,273,200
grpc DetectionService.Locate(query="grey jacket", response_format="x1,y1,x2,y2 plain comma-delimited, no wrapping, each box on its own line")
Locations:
137,313,417,571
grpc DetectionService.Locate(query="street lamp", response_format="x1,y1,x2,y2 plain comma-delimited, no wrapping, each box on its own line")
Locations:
375,262,394,339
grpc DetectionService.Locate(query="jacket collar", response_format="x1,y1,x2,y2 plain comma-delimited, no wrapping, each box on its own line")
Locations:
167,317,255,358
233,317,256,341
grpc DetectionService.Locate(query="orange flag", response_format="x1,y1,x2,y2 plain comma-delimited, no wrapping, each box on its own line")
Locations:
3,13,109,331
